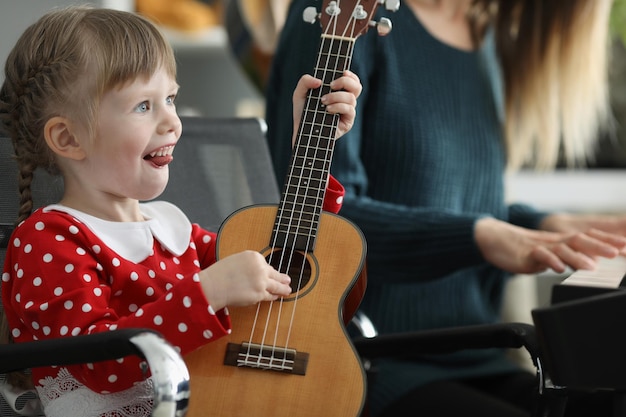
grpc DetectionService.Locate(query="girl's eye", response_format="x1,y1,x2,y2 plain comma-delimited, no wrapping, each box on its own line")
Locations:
135,101,149,113
166,95,176,106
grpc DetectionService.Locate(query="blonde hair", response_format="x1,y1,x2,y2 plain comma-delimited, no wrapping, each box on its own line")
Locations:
470,0,613,170
0,5,176,387
0,5,177,224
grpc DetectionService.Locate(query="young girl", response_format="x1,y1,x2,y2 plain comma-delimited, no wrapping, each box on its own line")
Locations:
0,6,361,417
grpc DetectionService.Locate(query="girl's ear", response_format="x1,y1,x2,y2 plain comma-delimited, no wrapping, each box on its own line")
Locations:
43,116,86,160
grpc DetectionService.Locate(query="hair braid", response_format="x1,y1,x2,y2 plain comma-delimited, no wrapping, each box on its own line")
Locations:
1,42,67,225
0,15,69,390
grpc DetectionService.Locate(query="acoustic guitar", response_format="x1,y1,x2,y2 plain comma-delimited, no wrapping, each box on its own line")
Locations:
185,1,396,416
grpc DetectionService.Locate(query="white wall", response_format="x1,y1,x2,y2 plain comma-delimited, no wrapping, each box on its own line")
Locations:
506,169,626,214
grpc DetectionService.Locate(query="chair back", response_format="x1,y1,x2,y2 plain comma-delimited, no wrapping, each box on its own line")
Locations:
158,116,280,232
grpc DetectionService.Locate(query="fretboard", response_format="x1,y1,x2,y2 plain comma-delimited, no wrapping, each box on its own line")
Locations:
272,36,355,251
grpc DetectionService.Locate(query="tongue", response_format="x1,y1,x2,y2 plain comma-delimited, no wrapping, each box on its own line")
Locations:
147,155,173,167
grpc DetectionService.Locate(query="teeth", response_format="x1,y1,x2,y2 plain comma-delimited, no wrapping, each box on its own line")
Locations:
148,145,174,158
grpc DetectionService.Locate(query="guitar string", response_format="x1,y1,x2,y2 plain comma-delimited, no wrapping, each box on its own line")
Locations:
242,0,360,370
272,2,356,368
291,0,358,355
278,9,346,368
265,0,359,371
265,11,345,369
273,0,359,370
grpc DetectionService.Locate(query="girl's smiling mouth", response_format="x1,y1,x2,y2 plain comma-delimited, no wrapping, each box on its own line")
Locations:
144,145,175,167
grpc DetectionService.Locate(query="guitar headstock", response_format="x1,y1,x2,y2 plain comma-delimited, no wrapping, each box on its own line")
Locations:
303,0,399,40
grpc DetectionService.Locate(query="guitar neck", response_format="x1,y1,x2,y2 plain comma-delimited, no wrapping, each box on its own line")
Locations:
273,36,356,252
270,0,395,252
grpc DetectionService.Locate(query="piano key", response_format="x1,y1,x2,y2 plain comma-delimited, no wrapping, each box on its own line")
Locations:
551,256,626,304
559,256,626,288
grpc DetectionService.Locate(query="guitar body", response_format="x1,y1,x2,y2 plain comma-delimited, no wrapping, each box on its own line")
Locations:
185,204,367,417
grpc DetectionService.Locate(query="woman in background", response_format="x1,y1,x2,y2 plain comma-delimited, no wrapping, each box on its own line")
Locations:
265,0,625,416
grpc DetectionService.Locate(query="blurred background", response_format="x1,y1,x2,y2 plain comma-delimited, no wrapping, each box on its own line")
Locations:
0,0,271,119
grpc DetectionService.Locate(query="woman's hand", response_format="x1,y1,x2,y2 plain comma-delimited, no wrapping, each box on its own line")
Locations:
475,217,626,274
291,70,362,144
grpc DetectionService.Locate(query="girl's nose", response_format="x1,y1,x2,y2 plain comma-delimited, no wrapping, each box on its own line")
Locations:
159,110,182,137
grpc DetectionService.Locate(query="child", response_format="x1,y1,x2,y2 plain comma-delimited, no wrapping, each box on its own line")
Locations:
0,5,361,417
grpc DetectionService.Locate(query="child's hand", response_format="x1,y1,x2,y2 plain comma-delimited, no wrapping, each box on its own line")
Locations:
200,250,292,310
292,70,362,144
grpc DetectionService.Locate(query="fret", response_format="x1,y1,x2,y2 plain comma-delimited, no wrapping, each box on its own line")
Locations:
291,152,333,173
280,195,324,211
285,166,327,184
274,210,317,224
286,174,326,187
292,151,332,164
289,158,329,173
277,206,321,226
301,119,336,135
316,67,346,86
301,111,335,125
319,36,352,54
281,190,325,208
282,187,324,199
300,122,335,140
293,142,332,153
292,163,328,178
302,108,333,124
280,192,323,205
274,221,319,235
272,232,318,252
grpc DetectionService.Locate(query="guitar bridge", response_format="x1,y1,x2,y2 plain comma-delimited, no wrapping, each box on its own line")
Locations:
224,342,309,375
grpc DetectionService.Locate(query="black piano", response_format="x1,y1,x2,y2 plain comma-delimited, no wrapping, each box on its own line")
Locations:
531,257,626,402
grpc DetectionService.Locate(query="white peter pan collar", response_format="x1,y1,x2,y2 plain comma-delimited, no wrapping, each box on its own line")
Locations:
43,201,192,263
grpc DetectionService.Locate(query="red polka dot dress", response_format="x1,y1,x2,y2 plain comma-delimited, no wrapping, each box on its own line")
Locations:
1,178,344,416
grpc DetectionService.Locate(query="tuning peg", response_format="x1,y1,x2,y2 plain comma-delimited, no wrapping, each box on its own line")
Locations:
380,0,401,12
369,17,393,36
302,6,319,24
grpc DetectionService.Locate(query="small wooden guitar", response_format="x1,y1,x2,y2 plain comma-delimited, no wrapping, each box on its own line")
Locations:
185,1,395,416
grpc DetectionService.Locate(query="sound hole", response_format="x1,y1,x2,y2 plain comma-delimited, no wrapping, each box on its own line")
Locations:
266,249,311,292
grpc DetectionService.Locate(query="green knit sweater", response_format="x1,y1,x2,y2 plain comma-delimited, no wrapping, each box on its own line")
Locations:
265,1,549,414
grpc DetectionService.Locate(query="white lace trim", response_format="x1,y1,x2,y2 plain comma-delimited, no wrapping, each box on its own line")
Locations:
36,368,153,417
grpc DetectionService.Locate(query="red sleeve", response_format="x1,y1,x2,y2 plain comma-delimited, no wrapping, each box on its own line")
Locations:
322,175,345,214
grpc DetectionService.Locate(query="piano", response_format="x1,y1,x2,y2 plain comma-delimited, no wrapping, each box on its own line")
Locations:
531,256,626,392
550,255,626,304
